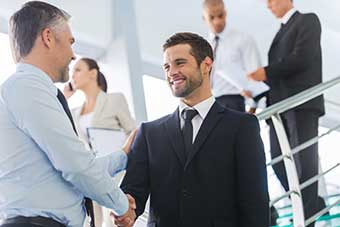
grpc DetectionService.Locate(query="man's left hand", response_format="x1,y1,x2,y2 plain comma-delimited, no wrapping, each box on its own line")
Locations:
248,67,267,81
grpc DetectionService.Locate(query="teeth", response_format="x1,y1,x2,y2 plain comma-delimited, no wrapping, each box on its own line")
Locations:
169,77,185,85
173,80,183,85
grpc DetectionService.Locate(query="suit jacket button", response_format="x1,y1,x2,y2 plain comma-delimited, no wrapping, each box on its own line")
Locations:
182,189,189,197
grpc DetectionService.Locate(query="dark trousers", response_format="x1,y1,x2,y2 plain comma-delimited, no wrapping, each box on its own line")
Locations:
216,95,245,112
0,216,66,227
1,224,42,227
269,110,319,226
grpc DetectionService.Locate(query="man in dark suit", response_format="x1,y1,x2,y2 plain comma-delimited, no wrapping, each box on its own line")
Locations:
114,32,269,227
248,0,325,225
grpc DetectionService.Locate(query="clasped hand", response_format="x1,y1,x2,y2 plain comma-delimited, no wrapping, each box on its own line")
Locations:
111,194,136,227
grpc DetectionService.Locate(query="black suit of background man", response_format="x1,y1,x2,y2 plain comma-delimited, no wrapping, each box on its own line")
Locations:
264,11,325,224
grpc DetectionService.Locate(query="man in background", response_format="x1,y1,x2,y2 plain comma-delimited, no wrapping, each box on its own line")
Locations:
249,0,325,225
203,0,269,112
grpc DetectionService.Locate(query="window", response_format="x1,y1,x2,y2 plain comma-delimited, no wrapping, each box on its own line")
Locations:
142,75,178,121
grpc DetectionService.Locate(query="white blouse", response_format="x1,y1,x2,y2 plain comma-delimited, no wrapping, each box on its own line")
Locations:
78,112,94,144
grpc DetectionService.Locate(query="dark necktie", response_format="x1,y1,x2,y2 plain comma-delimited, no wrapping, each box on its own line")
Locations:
56,89,95,227
182,109,198,156
213,35,220,59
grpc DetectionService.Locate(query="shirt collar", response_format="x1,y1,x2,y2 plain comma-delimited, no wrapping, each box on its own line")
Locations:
280,8,297,25
208,24,229,42
179,96,216,120
16,63,58,96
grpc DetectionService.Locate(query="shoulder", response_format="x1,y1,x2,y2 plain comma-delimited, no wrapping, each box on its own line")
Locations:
229,28,256,45
106,92,126,102
297,12,320,24
2,72,54,101
140,113,173,130
222,107,259,128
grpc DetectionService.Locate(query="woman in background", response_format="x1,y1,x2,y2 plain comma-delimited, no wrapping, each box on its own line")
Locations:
64,57,136,227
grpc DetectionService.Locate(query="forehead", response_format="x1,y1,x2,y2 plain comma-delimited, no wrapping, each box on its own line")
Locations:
204,3,225,15
268,0,283,4
163,44,193,63
56,22,73,38
75,59,87,68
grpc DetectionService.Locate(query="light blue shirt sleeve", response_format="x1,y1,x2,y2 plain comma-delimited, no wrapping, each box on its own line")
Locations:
3,76,128,216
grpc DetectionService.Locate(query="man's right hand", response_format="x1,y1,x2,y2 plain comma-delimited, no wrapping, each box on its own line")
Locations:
111,194,136,227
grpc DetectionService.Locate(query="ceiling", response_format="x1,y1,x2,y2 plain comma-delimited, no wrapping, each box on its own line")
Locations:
0,0,339,126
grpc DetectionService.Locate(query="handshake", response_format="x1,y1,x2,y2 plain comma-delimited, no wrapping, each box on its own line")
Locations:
110,194,137,227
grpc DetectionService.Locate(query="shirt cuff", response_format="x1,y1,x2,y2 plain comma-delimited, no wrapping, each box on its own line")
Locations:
108,150,127,177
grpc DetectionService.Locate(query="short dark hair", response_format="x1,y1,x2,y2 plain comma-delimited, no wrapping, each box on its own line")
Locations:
81,58,108,93
9,1,70,62
203,0,225,8
163,32,214,65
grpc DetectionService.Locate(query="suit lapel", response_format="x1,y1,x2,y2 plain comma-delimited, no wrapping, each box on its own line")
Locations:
185,102,225,169
164,108,186,167
91,91,106,125
270,11,300,49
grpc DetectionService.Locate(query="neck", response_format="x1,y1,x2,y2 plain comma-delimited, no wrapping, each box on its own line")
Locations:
21,55,59,82
181,81,212,107
282,6,294,18
83,86,101,105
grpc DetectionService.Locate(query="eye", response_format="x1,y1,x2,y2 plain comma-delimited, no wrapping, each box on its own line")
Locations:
163,65,170,72
177,61,185,66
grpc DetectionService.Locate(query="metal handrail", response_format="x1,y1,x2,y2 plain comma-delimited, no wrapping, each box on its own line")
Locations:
256,75,340,121
269,163,340,207
255,76,340,227
305,198,340,226
267,123,340,166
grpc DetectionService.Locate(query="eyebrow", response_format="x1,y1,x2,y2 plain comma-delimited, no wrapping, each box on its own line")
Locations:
175,58,187,62
163,58,188,67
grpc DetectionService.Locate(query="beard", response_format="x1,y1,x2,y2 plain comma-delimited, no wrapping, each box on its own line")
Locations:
58,66,70,83
170,69,203,98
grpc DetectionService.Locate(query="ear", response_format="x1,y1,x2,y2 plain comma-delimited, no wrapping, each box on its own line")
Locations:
40,27,55,49
89,69,97,80
200,56,213,75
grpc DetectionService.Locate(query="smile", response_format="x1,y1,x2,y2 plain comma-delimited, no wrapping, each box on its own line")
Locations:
170,76,186,85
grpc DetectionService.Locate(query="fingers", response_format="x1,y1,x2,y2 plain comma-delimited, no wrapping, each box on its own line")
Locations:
62,82,76,99
112,210,135,227
126,194,136,209
123,128,139,154
110,194,137,227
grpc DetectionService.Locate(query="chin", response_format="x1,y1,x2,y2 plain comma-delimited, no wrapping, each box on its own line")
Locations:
214,27,224,34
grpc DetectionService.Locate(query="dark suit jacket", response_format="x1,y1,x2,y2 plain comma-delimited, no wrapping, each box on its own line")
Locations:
264,11,325,115
121,102,269,227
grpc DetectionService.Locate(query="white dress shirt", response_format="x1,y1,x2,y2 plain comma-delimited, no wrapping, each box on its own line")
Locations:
0,63,128,227
208,26,263,97
280,8,297,24
179,96,215,143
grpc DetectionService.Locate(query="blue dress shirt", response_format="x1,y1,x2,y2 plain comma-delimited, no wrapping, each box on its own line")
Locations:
0,63,128,227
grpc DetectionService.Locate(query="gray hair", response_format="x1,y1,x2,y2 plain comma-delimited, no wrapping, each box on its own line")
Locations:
9,1,70,62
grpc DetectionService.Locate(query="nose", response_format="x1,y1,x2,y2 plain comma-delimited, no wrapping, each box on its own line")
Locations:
71,54,76,61
168,65,181,78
